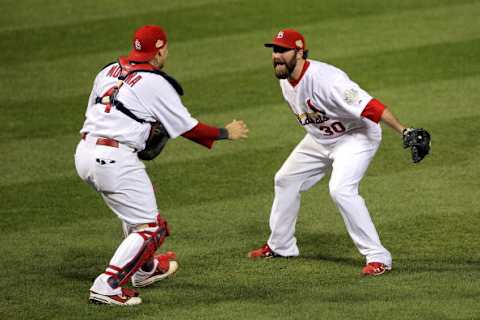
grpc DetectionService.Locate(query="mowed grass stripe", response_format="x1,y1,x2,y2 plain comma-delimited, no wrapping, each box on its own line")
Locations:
0,0,235,31
0,143,290,223
1,71,479,188
0,107,473,191
167,1,480,82
1,187,478,317
1,0,474,64
1,34,479,138
3,175,478,270
2,185,479,320
2,164,478,252
178,37,480,115
1,63,478,148
2,62,478,145
3,0,480,106
1,114,478,235
6,149,470,237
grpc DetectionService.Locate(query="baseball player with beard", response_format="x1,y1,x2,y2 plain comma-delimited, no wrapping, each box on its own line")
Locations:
249,29,429,276
75,25,248,305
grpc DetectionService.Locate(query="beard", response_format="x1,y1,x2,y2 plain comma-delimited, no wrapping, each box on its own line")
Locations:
273,56,297,79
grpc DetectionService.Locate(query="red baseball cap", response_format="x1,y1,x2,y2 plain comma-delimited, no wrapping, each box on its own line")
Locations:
127,25,168,62
264,28,307,50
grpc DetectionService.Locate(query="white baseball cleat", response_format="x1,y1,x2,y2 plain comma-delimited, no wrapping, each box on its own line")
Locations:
132,251,178,288
89,288,142,306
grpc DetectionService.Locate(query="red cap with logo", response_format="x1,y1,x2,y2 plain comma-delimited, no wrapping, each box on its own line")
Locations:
127,25,168,62
264,28,307,50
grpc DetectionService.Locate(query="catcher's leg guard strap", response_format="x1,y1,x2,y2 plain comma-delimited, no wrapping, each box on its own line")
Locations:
155,215,170,245
105,219,170,289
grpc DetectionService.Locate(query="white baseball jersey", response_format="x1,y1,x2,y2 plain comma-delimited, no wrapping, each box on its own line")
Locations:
279,60,381,144
80,63,198,150
267,59,391,266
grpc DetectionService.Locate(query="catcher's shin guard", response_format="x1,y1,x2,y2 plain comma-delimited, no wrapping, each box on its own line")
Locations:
105,217,170,289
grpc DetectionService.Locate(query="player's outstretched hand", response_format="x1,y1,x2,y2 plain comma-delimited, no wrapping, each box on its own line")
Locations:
226,119,249,140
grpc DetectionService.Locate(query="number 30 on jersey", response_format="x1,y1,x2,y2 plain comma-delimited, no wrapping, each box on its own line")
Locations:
319,121,346,136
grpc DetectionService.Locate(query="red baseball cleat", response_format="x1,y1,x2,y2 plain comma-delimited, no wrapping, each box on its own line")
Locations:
248,244,283,258
89,288,142,306
132,251,178,288
361,262,391,276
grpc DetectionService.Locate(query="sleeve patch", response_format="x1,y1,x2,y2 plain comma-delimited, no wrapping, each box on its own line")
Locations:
343,88,360,105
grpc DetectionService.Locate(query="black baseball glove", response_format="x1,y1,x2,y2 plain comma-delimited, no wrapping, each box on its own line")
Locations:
402,128,431,163
138,121,170,160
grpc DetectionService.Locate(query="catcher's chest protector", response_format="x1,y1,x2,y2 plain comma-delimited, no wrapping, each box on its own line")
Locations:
96,57,184,124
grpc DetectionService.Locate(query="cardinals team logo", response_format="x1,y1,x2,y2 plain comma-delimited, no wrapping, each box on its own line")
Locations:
296,99,329,126
134,39,142,51
276,31,284,39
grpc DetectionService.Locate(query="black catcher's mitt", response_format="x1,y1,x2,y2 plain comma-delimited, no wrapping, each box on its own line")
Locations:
402,128,431,163
138,121,170,161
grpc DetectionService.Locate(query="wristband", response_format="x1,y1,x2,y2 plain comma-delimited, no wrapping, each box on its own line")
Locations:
218,128,229,140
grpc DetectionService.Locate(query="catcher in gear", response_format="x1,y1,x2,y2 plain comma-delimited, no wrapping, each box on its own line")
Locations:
75,25,248,306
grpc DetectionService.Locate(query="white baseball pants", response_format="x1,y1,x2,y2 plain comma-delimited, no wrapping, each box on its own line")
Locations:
74,135,158,225
267,132,392,267
74,136,161,295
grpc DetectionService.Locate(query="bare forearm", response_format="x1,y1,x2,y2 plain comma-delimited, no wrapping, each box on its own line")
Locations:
380,108,407,135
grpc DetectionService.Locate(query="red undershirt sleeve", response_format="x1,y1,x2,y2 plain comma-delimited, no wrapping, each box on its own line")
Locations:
361,98,386,123
181,122,221,149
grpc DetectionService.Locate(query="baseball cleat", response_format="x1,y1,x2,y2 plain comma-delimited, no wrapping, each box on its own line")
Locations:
89,288,142,306
361,262,391,276
248,244,284,258
132,251,178,288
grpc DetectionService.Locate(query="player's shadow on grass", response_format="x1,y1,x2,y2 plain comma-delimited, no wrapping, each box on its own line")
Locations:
297,231,362,267
58,247,110,282
391,258,480,274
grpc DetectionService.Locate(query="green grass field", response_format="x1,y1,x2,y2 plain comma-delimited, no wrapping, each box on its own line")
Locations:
1,0,480,319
